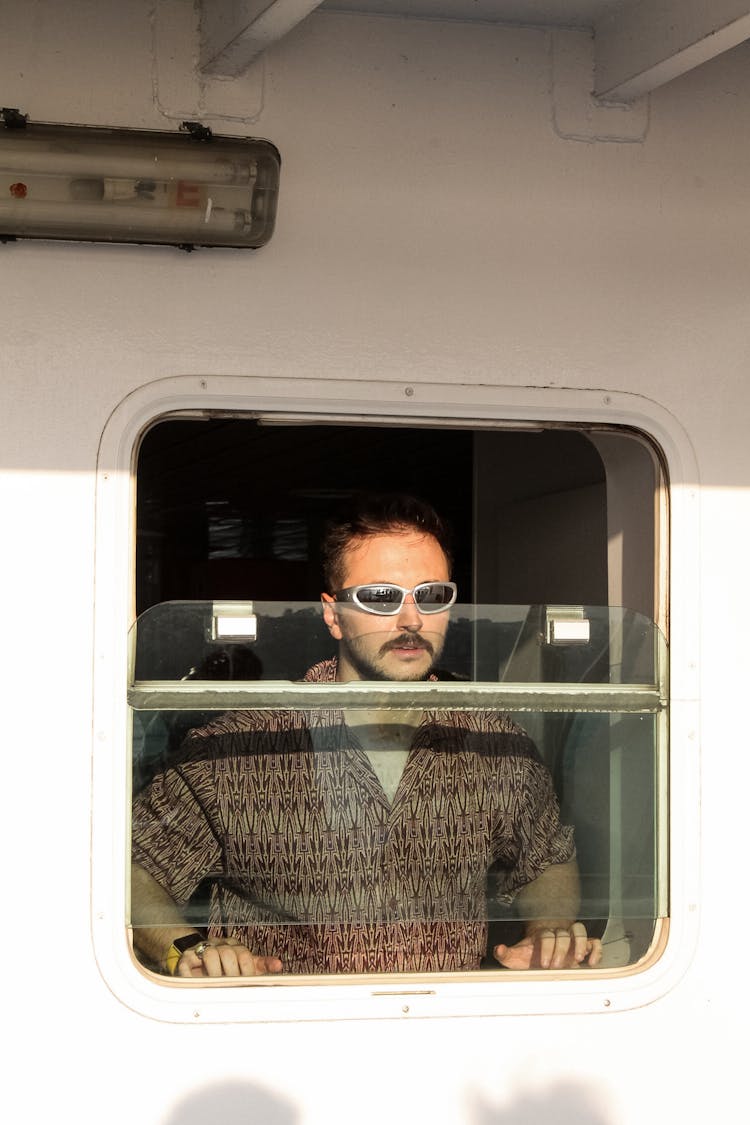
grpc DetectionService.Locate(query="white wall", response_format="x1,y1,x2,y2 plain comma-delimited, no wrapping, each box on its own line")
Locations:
2,4,748,1123
3,4,750,482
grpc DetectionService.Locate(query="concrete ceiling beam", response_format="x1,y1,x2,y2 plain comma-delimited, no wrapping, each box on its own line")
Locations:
594,0,750,102
200,0,324,76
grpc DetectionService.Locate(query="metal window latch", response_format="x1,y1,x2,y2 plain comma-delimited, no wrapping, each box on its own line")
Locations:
210,601,257,642
544,605,591,645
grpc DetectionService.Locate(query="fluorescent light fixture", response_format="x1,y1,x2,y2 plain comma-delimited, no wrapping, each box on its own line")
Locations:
0,111,280,250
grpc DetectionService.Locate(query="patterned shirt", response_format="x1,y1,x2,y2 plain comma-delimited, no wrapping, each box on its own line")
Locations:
132,658,574,973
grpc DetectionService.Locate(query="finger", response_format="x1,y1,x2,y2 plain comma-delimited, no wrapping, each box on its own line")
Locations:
492,943,511,966
231,944,262,976
256,955,283,974
176,951,207,978
549,927,572,969
233,946,282,977
217,943,250,977
586,938,603,968
570,922,589,963
537,928,556,969
197,945,234,976
493,941,535,970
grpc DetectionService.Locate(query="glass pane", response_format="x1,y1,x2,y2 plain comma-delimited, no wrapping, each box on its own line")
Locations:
130,601,666,975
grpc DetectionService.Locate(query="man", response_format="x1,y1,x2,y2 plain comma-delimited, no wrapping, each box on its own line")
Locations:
132,494,601,977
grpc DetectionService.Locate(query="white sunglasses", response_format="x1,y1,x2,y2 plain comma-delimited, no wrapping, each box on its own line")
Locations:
333,581,457,616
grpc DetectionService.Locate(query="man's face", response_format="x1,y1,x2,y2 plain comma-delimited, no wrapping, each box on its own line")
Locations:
321,531,452,682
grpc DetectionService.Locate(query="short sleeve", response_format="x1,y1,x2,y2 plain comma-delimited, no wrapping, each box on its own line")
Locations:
490,738,575,901
132,757,222,905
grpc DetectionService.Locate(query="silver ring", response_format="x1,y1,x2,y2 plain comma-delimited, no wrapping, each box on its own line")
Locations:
193,941,208,957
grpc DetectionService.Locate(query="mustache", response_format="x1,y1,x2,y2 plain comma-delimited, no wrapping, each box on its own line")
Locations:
380,634,434,656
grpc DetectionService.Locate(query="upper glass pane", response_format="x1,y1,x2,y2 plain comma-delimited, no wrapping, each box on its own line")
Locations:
129,600,664,702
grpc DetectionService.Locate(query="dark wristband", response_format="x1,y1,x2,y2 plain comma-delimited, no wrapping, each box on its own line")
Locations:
172,932,205,954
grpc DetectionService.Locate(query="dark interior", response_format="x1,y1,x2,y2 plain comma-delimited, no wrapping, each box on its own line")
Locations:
136,418,608,614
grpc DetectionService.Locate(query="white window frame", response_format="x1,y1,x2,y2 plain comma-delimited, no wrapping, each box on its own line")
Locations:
91,374,699,1024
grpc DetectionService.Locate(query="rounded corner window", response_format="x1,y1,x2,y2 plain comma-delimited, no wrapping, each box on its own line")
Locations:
123,411,669,1001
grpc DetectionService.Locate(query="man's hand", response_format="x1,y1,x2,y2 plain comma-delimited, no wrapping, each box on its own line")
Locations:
177,938,283,978
494,922,602,970
131,865,283,978
496,860,602,968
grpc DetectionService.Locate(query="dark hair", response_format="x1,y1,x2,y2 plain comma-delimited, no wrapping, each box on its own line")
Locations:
321,492,454,592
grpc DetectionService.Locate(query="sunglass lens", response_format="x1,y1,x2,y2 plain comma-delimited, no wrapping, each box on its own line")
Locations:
356,585,402,613
415,583,455,611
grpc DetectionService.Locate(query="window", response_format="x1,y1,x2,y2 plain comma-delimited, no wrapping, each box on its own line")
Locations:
128,415,667,982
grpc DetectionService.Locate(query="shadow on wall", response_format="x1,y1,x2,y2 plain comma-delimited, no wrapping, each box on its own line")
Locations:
467,1081,616,1125
163,1081,298,1125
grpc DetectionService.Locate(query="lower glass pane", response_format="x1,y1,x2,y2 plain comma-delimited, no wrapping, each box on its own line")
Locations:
129,602,665,977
